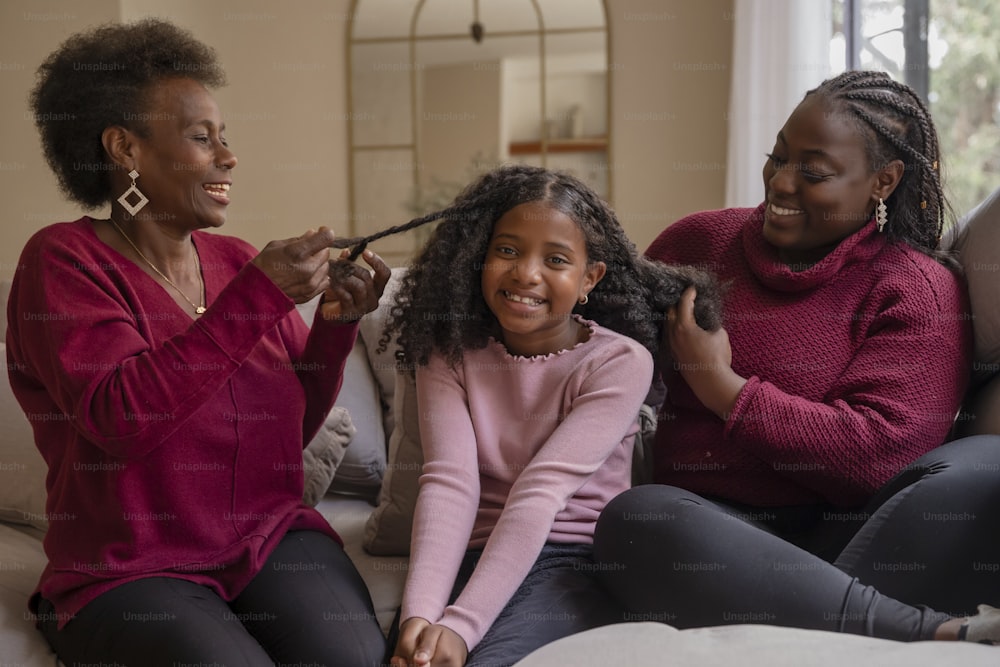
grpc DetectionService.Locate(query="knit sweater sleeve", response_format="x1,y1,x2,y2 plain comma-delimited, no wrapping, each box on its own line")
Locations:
726,264,971,505
401,356,482,634
402,340,653,651
8,225,309,459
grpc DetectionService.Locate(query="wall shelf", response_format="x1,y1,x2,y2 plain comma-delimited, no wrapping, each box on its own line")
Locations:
508,136,608,155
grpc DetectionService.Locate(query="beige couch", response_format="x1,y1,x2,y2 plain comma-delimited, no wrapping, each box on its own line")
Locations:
3,188,1000,665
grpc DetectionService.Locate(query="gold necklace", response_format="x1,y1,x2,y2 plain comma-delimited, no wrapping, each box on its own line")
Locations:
110,219,207,315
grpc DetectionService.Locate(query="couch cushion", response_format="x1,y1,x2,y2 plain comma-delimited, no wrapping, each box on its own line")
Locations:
0,342,49,531
0,522,56,663
315,495,406,634
512,621,999,667
947,186,1000,387
296,298,387,499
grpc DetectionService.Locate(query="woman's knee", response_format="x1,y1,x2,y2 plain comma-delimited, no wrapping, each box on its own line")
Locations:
907,434,1000,490
595,485,712,564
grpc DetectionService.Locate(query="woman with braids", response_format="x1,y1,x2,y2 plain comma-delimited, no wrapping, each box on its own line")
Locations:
372,164,719,667
9,19,390,665
594,70,1000,645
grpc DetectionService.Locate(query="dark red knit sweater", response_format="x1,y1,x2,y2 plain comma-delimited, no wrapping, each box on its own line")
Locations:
6,218,356,628
646,204,972,508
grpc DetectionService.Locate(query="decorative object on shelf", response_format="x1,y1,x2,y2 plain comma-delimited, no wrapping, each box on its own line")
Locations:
568,105,583,139
546,118,561,141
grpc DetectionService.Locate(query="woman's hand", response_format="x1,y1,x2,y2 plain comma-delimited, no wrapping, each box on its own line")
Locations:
665,287,747,419
392,617,468,667
320,248,391,322
251,227,339,303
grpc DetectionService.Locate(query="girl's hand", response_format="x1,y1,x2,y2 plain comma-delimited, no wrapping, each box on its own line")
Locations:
251,227,338,303
392,618,468,667
320,248,391,322
666,286,747,419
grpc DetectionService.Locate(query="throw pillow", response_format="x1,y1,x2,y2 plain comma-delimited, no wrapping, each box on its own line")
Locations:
301,406,355,506
358,269,406,449
363,369,423,555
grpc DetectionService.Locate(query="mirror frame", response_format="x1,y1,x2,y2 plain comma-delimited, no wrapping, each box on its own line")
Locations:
345,0,611,249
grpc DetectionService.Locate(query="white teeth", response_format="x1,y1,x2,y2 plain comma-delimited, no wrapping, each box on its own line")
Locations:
504,291,543,305
769,203,802,216
203,183,230,193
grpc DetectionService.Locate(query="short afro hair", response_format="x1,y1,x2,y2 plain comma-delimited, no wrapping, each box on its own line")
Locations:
30,18,225,209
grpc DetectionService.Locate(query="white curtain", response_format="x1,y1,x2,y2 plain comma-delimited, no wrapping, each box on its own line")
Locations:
725,0,834,208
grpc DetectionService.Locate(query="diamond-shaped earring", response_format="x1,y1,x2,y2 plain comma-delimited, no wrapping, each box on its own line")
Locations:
117,169,149,216
876,197,888,232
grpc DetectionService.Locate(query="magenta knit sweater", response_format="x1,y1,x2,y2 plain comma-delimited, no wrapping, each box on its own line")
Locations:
401,321,653,651
647,205,972,508
6,218,356,628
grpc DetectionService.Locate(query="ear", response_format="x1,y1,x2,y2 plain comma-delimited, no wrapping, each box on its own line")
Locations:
581,260,607,300
101,125,140,171
873,158,905,201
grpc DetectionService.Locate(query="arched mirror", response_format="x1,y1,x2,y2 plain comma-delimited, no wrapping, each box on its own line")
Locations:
347,0,610,265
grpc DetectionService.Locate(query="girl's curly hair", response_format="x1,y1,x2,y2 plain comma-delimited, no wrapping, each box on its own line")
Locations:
370,165,722,369
30,18,225,209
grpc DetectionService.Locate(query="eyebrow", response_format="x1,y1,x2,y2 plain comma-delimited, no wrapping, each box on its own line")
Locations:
187,119,226,132
492,232,576,254
776,131,833,160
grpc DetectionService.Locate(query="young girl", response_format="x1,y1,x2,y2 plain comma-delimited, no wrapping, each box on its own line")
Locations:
364,165,718,667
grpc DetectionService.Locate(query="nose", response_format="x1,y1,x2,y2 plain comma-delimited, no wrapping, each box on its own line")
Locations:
216,143,237,170
766,162,795,195
511,256,542,284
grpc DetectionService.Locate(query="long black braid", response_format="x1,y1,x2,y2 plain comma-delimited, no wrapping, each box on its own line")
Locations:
358,165,721,369
807,70,954,264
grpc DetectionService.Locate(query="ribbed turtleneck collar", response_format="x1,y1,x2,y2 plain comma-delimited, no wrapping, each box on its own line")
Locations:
741,202,886,292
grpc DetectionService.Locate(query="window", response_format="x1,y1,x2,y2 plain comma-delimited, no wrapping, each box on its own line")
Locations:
831,0,1000,217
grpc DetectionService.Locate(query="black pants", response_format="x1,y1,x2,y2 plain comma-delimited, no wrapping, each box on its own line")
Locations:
39,530,387,667
390,544,624,667
593,435,1000,641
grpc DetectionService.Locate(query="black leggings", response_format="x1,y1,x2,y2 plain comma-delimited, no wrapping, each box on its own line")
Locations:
593,435,1000,641
39,530,387,667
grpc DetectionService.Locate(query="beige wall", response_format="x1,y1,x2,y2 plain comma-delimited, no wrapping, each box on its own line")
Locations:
0,0,731,280
608,0,733,252
0,0,120,281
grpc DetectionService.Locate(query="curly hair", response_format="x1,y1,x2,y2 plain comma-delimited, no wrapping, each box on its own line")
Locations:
368,165,722,369
30,18,225,209
807,70,954,263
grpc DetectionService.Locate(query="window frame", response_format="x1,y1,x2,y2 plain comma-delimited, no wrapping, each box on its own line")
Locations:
843,0,929,101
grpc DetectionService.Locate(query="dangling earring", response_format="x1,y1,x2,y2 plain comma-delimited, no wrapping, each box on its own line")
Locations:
578,294,589,305
117,169,149,216
876,197,888,233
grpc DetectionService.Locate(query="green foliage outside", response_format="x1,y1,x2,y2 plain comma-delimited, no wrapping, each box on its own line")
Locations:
832,0,999,220
930,0,1000,219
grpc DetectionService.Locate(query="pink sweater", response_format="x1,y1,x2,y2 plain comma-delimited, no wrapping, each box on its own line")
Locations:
647,205,972,508
401,320,653,650
6,218,356,627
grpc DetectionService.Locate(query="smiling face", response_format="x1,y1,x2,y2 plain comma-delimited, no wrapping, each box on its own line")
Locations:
127,77,236,230
480,201,606,357
761,94,894,267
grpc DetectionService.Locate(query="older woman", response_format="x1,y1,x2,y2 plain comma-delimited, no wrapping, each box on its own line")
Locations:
594,71,1000,645
8,18,389,666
